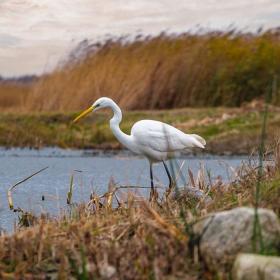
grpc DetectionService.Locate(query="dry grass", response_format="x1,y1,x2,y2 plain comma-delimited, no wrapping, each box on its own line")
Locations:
0,144,279,279
0,83,31,112
1,29,280,112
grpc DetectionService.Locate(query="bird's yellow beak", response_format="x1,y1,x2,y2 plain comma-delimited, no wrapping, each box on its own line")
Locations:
73,106,94,123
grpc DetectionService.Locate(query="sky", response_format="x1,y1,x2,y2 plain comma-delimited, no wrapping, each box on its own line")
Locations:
1,0,280,77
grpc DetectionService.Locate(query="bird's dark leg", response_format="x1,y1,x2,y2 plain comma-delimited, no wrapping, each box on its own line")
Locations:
162,161,173,190
150,163,154,190
149,162,155,201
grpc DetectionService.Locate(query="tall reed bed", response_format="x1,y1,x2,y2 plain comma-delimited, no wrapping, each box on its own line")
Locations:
0,83,31,111
1,29,280,112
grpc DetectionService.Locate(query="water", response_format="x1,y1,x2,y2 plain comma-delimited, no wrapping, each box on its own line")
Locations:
0,148,247,232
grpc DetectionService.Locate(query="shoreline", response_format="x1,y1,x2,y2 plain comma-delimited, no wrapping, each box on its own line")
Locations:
0,146,250,159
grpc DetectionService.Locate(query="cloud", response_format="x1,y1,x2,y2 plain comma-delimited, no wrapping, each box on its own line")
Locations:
0,0,280,76
0,34,21,47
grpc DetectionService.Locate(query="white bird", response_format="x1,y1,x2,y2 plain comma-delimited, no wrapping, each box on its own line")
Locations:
73,97,206,197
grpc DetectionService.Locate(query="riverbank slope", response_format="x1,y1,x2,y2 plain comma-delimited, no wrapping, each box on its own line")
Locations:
0,104,279,154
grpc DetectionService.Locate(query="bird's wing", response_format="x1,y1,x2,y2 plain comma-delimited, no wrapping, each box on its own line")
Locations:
131,120,204,152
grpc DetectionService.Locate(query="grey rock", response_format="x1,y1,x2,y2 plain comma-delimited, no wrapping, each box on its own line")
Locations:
232,253,280,280
193,207,280,272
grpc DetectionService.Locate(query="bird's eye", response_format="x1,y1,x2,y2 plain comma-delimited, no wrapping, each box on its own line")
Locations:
95,103,100,108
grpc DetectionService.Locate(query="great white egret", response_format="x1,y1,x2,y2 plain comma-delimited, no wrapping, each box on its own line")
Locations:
73,97,206,197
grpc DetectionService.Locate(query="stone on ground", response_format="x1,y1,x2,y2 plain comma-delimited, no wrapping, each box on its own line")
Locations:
193,207,280,272
232,253,280,280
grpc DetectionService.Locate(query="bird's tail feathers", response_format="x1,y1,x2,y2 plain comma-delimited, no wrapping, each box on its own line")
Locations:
189,134,206,149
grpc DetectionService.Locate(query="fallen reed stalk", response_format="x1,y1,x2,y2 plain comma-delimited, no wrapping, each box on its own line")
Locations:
7,166,49,210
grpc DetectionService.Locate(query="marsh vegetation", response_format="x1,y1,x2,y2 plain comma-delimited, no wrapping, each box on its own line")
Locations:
0,143,279,279
1,29,280,112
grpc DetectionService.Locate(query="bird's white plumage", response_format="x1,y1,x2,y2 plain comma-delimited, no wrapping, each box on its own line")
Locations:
130,120,205,161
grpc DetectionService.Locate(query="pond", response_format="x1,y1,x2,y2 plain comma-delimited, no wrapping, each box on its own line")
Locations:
0,148,248,232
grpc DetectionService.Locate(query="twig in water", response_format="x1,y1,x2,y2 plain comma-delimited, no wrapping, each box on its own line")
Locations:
67,170,83,205
67,174,74,205
188,168,196,188
174,160,187,185
7,166,49,210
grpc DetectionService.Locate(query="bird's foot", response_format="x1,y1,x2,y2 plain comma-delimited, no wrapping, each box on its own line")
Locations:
149,188,158,203
165,180,176,200
168,179,176,190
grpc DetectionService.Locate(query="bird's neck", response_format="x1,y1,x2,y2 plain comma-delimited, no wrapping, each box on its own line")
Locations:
109,103,135,151
110,102,123,126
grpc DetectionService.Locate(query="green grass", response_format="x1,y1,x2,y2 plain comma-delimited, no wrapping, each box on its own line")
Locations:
0,107,279,154
193,112,260,138
259,177,280,215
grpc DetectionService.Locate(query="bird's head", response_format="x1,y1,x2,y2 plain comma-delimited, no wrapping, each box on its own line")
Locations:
73,97,114,123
